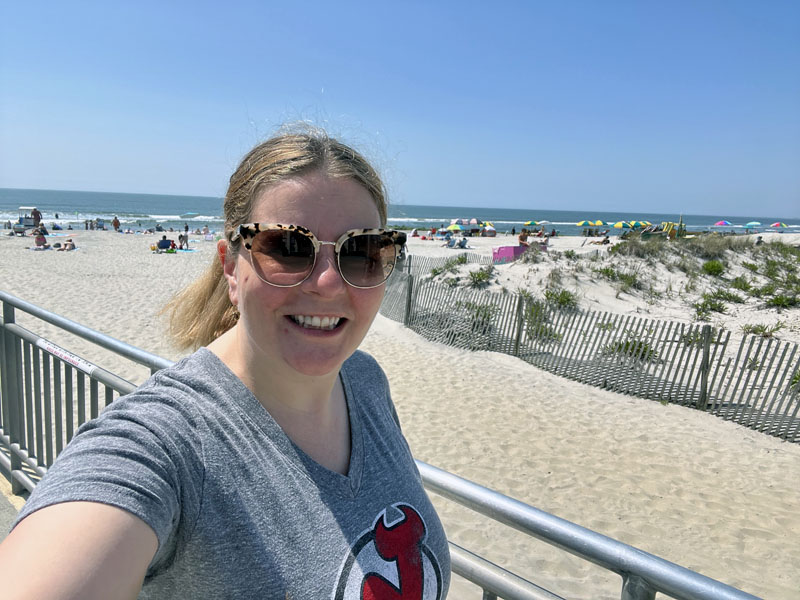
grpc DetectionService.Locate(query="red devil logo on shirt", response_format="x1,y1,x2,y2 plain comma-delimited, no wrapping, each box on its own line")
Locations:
333,503,443,600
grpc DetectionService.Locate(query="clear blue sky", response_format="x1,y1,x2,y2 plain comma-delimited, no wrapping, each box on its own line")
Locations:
1,0,798,217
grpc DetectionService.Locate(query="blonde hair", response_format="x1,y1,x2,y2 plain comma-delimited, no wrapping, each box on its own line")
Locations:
163,129,388,350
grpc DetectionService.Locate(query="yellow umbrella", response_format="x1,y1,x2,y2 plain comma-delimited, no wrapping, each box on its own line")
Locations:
613,221,632,229
576,220,593,226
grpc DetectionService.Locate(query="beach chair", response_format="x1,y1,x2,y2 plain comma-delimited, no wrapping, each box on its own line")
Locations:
457,238,468,249
443,237,456,248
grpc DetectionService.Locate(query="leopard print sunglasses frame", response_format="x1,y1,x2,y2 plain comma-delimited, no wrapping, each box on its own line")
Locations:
229,223,404,289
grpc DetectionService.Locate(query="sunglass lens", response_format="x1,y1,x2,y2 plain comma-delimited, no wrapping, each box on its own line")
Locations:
250,229,315,285
338,233,397,287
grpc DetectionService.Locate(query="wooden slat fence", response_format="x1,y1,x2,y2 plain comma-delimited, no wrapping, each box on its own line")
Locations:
382,268,800,443
398,251,493,278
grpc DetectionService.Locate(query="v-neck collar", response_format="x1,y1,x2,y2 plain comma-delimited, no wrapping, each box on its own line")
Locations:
198,348,364,499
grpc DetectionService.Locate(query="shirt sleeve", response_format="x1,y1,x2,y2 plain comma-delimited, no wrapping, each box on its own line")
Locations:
12,380,206,572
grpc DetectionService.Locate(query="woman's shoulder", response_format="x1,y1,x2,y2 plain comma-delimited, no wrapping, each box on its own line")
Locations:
342,350,387,382
107,349,229,426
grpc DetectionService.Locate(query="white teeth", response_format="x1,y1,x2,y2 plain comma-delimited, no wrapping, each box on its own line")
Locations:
291,315,341,330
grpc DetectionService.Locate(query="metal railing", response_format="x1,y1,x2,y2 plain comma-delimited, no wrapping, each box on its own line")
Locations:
0,290,760,599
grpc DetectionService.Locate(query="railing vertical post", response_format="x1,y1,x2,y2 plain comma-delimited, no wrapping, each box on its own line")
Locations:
620,574,656,600
0,300,10,430
403,275,415,327
513,294,525,357
2,300,25,493
696,324,712,410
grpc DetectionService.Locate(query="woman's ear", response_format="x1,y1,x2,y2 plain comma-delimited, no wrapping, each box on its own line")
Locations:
218,240,239,307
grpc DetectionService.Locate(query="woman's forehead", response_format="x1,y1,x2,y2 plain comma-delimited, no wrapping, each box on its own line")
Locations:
250,175,380,228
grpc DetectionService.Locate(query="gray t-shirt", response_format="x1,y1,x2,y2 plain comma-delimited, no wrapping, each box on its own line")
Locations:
15,348,450,599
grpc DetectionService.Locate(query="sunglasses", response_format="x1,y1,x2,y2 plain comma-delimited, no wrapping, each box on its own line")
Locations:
230,223,403,289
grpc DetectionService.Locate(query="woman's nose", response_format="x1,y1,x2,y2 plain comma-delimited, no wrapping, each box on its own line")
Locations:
302,245,346,294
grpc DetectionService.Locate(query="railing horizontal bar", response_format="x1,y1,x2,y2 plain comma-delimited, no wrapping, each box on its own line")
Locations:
0,430,48,478
416,461,759,600
450,542,565,600
4,322,137,395
0,291,173,373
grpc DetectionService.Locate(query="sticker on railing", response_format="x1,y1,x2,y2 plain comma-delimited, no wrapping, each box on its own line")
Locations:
35,339,97,376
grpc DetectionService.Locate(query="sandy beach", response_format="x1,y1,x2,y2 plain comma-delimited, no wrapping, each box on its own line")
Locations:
1,228,799,599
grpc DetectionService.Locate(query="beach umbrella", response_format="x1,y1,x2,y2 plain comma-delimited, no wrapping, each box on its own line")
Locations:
446,224,463,231
770,222,787,228
483,225,496,231
576,220,594,226
629,221,647,228
744,221,761,228
713,220,732,226
593,220,608,226
469,218,480,225
613,221,632,229
482,221,494,227
524,220,549,226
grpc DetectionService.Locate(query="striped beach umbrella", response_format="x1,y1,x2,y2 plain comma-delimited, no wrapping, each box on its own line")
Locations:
613,221,632,229
446,224,463,231
593,220,608,226
713,220,732,226
576,220,594,226
770,222,788,228
744,221,761,229
629,221,647,228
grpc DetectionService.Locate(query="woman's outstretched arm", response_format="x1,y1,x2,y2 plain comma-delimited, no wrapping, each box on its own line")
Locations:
0,501,158,600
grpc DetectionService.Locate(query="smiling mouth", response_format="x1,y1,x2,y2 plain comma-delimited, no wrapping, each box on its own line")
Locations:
289,315,344,330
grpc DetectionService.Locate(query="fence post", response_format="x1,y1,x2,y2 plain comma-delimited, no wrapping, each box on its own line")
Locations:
696,324,712,410
403,275,415,327
2,300,25,494
512,295,525,357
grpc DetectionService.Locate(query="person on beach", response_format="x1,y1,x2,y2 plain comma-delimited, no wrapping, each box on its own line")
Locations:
518,228,529,246
57,238,76,251
112,216,121,231
32,229,50,249
31,207,42,227
0,129,450,599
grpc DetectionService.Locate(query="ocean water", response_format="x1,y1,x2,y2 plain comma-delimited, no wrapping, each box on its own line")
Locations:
1,188,796,237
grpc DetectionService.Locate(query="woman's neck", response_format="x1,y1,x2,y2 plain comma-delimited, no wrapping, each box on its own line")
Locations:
207,324,340,415
207,325,351,474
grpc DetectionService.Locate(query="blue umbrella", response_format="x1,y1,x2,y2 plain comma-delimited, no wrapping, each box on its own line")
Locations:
744,221,761,229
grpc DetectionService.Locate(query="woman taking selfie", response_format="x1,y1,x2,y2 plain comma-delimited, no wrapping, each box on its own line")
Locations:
0,130,450,599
